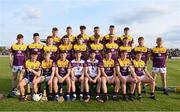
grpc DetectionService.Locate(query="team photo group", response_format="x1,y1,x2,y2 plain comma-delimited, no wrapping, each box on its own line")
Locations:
9,25,168,103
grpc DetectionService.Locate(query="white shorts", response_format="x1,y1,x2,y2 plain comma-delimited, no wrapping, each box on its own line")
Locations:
40,76,51,82
138,75,145,80
107,76,113,80
24,78,33,88
122,75,129,80
12,66,23,73
152,67,167,74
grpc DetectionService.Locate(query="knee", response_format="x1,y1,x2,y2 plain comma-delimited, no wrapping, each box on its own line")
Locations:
84,77,88,82
97,77,101,83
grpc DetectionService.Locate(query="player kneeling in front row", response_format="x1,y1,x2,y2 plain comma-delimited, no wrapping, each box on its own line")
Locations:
71,51,85,101
101,50,120,102
19,52,41,101
132,52,155,100
53,51,71,102
84,50,103,103
116,50,137,101
33,52,55,101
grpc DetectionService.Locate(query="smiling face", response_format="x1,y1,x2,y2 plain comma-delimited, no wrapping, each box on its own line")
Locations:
46,37,53,45
63,37,69,44
120,51,127,59
75,52,82,59
33,36,40,43
109,27,115,34
138,38,144,46
135,53,142,60
77,37,84,44
66,28,72,35
94,28,100,35
44,52,51,60
90,52,96,59
60,52,67,60
52,30,58,37
31,54,38,62
17,38,23,44
105,52,112,60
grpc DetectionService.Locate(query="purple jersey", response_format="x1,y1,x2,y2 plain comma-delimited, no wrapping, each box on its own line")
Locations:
28,43,43,61
41,59,54,76
132,60,145,76
24,59,41,82
101,59,115,76
43,45,58,62
52,36,61,47
11,43,27,66
90,43,104,61
59,44,73,60
151,47,167,67
57,59,70,77
132,46,148,64
117,58,131,76
105,43,119,60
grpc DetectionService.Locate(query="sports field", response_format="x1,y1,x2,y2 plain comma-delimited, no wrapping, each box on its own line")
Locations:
0,57,179,111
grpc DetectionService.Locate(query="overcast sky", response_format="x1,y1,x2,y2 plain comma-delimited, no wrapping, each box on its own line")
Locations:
0,0,180,48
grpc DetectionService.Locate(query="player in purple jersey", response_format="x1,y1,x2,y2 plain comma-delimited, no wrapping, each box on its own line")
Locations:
132,37,149,64
89,35,104,62
58,36,73,60
43,36,58,62
27,33,43,61
53,51,71,102
51,27,61,47
119,27,133,46
151,37,168,95
132,52,155,100
71,51,85,101
33,52,55,101
9,34,27,97
101,50,120,102
19,52,41,101
84,50,103,103
105,35,119,61
116,50,137,101
103,25,118,44
76,25,89,44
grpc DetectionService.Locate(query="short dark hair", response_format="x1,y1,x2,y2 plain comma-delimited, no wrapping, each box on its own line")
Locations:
94,26,100,30
105,49,112,54
157,37,162,42
138,37,144,41
124,27,130,31
77,34,83,39
135,51,142,55
80,25,86,30
109,25,115,28
46,36,52,40
33,33,39,37
17,34,23,39
52,27,58,31
90,50,96,53
31,51,38,55
66,26,72,30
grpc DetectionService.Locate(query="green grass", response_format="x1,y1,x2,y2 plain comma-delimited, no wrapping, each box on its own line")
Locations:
0,57,180,111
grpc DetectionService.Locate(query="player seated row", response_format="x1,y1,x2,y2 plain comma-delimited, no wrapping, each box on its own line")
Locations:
18,50,155,102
